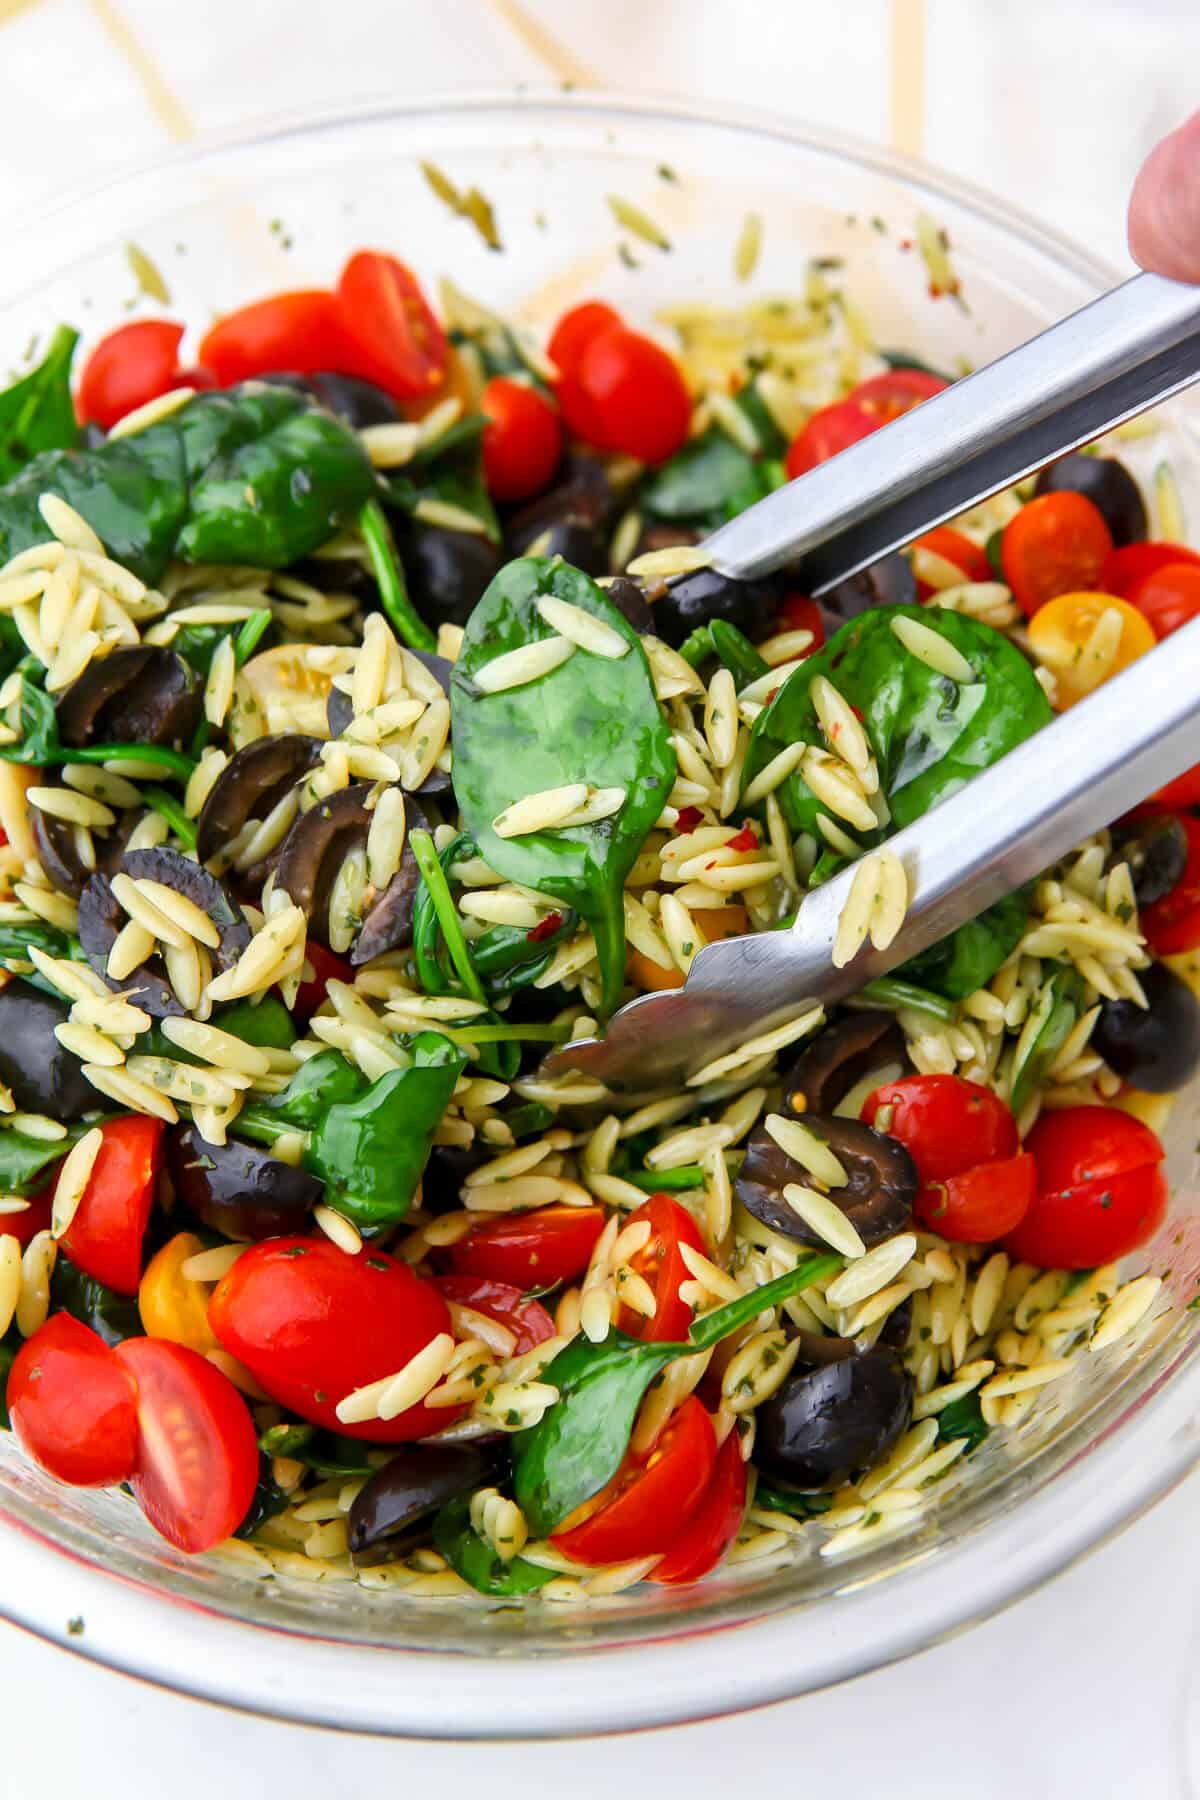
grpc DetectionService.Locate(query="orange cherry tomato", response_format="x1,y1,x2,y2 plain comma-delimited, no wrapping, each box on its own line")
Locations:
137,1231,219,1353
626,905,749,992
480,376,562,502
1000,492,1114,618
1026,591,1155,707
9,1314,138,1487
553,1395,717,1564
77,320,185,430
615,1193,706,1341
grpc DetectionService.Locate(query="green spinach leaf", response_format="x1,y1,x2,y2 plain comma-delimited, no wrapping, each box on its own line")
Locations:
898,887,1031,1001
0,327,80,483
935,1391,990,1454
432,1496,557,1596
50,1258,141,1346
0,1121,88,1196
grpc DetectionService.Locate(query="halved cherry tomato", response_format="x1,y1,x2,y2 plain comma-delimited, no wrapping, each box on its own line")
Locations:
649,1426,747,1584
785,370,947,479
336,252,448,400
1026,591,1156,707
113,1337,258,1552
1146,765,1200,812
0,1183,51,1249
1141,813,1200,955
915,1151,1036,1243
863,1074,1018,1183
76,320,185,430
480,376,562,502
293,939,354,1021
616,1193,705,1342
1102,540,1200,599
443,1204,605,1289
627,904,750,992
8,1314,138,1487
58,1114,164,1297
1128,561,1200,639
547,301,622,376
210,1237,460,1441
1001,492,1114,619
553,1395,717,1564
912,525,992,595
1003,1105,1167,1267
560,325,690,463
774,594,825,647
198,290,350,386
433,1274,555,1358
138,1231,218,1353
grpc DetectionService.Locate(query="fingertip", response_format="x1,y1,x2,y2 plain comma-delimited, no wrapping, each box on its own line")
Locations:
1129,109,1200,283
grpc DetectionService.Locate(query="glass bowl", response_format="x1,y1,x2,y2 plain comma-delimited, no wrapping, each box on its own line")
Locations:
1,89,1199,1740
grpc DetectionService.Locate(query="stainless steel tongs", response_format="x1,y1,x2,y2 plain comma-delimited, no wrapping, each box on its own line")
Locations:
550,272,1200,1088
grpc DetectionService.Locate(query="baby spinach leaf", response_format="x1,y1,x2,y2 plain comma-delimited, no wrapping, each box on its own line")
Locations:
898,886,1031,1000
640,425,759,523
679,618,769,686
0,326,81,482
50,1258,141,1346
234,1456,292,1538
432,1496,557,1596
0,918,85,990
451,557,676,1015
935,1391,989,1454
235,1048,366,1143
751,1482,833,1519
0,1332,16,1430
0,1120,89,1196
0,425,188,583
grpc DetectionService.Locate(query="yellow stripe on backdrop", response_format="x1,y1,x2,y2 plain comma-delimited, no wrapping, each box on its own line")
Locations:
85,0,195,141
482,0,601,87
889,0,926,160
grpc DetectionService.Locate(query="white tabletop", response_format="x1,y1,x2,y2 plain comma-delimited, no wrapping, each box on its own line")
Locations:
1,0,1199,1790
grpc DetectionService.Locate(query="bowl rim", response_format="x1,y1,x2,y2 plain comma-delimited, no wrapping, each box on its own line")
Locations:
0,85,1187,1740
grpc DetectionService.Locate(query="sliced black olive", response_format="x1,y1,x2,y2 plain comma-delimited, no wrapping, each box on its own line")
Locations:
601,576,655,635
56,646,202,750
877,1294,913,1352
422,1143,490,1211
753,1346,914,1490
506,453,617,572
78,848,251,1018
274,783,425,962
79,422,107,450
781,1011,906,1115
736,1114,916,1249
259,371,402,430
195,734,323,873
166,1125,321,1241
349,1442,506,1563
819,553,918,637
0,979,96,1119
29,777,137,901
1113,813,1189,908
325,657,453,799
1034,453,1147,547
650,567,778,649
1093,962,1200,1094
397,523,502,628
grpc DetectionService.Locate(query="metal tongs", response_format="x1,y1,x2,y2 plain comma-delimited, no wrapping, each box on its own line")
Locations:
551,272,1200,1088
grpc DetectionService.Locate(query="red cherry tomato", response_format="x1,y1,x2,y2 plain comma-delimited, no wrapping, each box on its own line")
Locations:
198,290,350,386
774,594,825,648
649,1426,747,1584
443,1204,606,1289
57,1115,164,1297
912,525,992,595
1,1183,52,1249
432,1275,555,1357
863,1074,1019,1183
292,939,355,1021
209,1237,460,1441
1000,492,1114,619
850,369,950,418
553,1396,717,1564
548,301,622,375
480,376,562,502
915,1151,1036,1244
1128,561,1200,639
615,1192,705,1342
561,325,691,463
1102,540,1200,599
113,1337,259,1552
76,320,185,430
8,1314,138,1487
785,370,947,480
1003,1105,1167,1268
1146,766,1200,812
1141,813,1200,954
336,252,448,400
171,363,218,392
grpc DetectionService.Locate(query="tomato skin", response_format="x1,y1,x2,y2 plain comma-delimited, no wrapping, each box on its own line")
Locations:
915,1151,1036,1244
77,321,185,430
336,252,448,400
649,1427,747,1584
1001,492,1114,619
548,301,621,376
57,1115,164,1297
1003,1108,1168,1267
293,939,355,1021
9,1314,138,1487
1147,765,1200,812
1,1183,52,1249
912,526,992,594
615,1193,705,1341
113,1338,259,1552
1102,541,1200,599
1142,814,1200,955
785,371,947,480
444,1204,605,1289
198,291,350,386
138,1231,218,1353
1128,562,1200,639
1020,1104,1163,1191
627,905,749,993
563,325,691,463
774,594,825,646
432,1275,555,1357
863,1074,1018,1183
210,1237,460,1441
1027,590,1156,707
480,376,562,502
553,1396,717,1563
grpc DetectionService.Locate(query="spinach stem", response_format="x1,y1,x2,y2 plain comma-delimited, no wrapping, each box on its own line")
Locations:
408,828,486,1006
626,1165,705,1191
687,1253,843,1350
856,977,956,1022
140,785,198,850
436,1021,571,1047
234,608,273,665
54,741,197,782
359,498,436,652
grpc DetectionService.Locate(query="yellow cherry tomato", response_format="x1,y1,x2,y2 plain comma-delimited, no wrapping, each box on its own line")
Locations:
138,1231,219,1353
1027,590,1156,708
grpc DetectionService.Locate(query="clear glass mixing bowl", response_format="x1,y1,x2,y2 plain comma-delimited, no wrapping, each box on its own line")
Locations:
1,89,1199,1739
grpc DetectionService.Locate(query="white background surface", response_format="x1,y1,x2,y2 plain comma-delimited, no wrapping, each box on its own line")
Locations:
0,2,1199,1793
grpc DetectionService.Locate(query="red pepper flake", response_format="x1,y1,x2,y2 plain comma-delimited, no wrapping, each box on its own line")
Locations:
675,805,703,833
527,910,565,943
899,237,914,251
727,823,758,853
